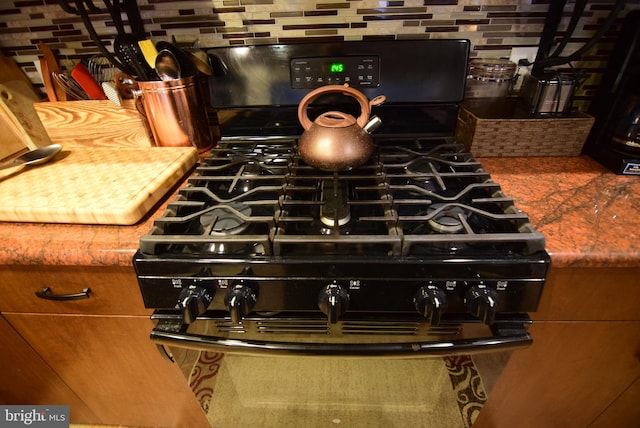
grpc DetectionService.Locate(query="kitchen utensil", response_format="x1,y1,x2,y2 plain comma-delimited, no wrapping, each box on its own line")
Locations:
155,49,181,81
122,0,147,39
297,85,385,171
71,62,107,100
86,56,118,84
101,81,122,106
138,39,158,68
106,0,146,38
184,50,212,76
39,41,67,101
115,34,156,81
155,41,197,77
57,0,142,76
114,72,139,99
171,38,213,76
39,57,58,101
0,144,62,177
51,71,89,100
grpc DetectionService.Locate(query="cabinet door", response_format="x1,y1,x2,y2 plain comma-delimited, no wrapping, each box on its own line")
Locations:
473,321,640,428
533,267,640,321
0,315,97,421
4,313,209,428
590,375,640,428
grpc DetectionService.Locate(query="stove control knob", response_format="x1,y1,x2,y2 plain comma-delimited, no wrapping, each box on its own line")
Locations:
414,285,448,326
465,285,498,325
318,283,350,324
224,282,258,324
177,284,215,325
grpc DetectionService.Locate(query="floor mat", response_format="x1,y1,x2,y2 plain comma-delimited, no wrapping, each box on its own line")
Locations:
189,352,486,428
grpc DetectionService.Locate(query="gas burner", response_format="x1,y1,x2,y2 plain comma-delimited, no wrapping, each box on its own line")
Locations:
403,158,456,193
319,179,351,228
200,203,252,235
239,162,263,176
405,158,443,174
226,163,263,195
427,203,468,234
409,177,439,193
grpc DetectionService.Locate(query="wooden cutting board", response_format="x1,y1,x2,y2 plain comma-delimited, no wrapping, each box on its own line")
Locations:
34,99,152,148
0,146,197,225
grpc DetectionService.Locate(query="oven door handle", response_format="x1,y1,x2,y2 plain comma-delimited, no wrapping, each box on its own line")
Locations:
150,319,532,357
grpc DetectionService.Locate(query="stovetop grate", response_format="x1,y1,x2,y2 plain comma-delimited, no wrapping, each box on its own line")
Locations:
140,138,545,258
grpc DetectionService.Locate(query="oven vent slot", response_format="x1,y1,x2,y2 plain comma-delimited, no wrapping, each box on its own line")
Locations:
256,320,329,335
341,321,420,335
427,324,462,336
215,321,247,334
213,319,462,337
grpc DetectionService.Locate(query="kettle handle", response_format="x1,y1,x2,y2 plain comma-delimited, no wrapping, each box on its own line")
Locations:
298,84,378,130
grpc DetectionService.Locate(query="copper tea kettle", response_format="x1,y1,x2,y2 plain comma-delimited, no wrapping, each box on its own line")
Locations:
297,84,386,171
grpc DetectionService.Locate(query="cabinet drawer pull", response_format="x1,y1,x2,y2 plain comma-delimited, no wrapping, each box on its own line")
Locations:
35,287,91,301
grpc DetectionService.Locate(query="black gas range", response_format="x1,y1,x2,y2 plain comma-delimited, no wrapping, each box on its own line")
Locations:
134,40,550,357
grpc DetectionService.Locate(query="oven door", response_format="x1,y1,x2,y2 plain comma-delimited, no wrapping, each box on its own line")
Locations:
150,311,529,427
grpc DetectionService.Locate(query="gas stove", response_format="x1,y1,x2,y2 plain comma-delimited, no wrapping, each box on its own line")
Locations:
134,40,550,356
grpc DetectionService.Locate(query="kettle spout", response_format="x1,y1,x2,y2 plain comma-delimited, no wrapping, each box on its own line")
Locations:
364,116,382,134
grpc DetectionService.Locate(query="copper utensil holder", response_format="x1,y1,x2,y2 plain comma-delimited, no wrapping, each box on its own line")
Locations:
137,75,213,152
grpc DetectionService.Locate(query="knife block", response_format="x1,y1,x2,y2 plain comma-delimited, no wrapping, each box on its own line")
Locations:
0,80,51,161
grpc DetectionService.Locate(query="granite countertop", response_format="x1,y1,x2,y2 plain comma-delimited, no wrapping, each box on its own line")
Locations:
480,155,640,268
0,155,638,269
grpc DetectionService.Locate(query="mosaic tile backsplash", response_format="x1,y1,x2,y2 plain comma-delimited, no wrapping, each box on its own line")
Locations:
0,0,636,108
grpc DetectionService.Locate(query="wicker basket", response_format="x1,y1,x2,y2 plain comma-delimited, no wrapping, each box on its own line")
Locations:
456,100,595,157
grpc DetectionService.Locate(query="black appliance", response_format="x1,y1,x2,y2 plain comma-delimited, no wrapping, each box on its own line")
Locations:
133,40,550,357
584,9,640,175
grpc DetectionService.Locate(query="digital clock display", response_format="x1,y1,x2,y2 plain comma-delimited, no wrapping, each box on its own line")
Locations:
329,62,345,73
291,56,379,88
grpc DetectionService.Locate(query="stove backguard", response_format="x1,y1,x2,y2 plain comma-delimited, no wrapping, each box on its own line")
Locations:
207,39,470,109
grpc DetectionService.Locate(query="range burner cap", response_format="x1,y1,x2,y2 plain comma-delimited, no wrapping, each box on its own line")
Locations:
201,203,252,235
427,203,467,234
319,179,351,228
320,210,351,228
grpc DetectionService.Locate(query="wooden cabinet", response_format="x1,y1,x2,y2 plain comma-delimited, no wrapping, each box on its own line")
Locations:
0,265,208,428
474,267,640,428
0,315,98,421
590,375,640,428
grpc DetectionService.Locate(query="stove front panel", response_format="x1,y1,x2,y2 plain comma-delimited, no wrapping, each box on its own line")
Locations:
136,254,548,314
